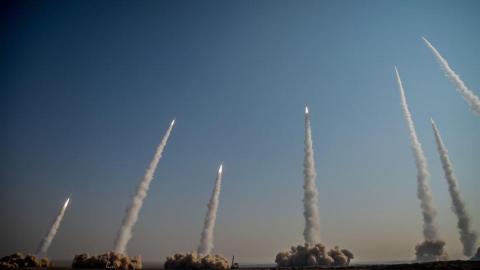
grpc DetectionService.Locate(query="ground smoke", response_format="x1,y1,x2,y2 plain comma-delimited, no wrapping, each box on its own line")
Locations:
415,240,448,262
0,253,53,269
275,243,353,267
72,252,142,269
164,252,230,270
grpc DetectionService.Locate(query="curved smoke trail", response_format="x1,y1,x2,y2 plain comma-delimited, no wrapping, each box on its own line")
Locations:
303,106,321,245
114,119,176,254
394,67,439,242
422,37,480,115
198,164,224,255
431,119,477,257
36,198,70,257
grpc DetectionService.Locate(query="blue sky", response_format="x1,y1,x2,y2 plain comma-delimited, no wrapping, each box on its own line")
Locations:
1,0,479,263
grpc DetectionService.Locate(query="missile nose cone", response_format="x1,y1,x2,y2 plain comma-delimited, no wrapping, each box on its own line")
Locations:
305,106,309,114
218,163,223,174
171,119,176,126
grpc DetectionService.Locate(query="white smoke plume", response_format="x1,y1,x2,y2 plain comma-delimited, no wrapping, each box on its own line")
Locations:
395,67,440,242
303,106,321,245
36,198,70,257
422,37,480,115
113,119,176,254
431,119,477,257
395,68,448,261
198,164,224,255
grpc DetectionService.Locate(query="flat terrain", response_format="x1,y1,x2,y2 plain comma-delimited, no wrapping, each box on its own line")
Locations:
240,260,480,270
6,261,480,270
9,260,479,270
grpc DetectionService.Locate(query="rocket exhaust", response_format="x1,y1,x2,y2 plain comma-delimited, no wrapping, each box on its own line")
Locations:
197,163,224,255
303,105,321,245
36,197,70,257
113,119,176,254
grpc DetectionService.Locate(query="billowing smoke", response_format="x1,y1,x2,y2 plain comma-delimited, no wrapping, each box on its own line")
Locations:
394,68,446,261
431,119,477,257
164,252,230,270
2,199,67,267
36,197,70,257
275,244,354,267
1,253,53,268
415,240,448,262
303,106,321,245
165,164,227,269
422,37,480,115
274,107,354,267
72,252,142,269
114,119,176,254
472,247,480,261
198,164,224,255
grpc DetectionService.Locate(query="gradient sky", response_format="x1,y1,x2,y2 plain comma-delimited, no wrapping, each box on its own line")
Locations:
1,0,479,264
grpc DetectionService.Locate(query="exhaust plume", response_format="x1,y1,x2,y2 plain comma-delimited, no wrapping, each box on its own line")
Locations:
114,119,176,254
197,164,224,255
395,67,439,241
36,198,70,257
431,119,477,257
395,68,447,261
422,37,480,115
303,106,321,245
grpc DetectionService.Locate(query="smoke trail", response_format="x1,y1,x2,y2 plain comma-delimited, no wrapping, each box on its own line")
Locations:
431,119,477,257
114,119,176,254
422,37,480,115
198,164,224,255
303,106,321,245
36,198,70,257
394,67,440,242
